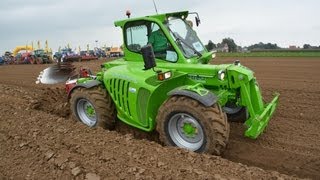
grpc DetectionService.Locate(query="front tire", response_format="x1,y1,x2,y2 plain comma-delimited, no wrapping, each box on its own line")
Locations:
223,102,248,123
70,86,116,129
156,96,229,155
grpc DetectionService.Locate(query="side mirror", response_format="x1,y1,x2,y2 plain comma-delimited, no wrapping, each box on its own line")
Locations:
195,16,200,27
141,44,156,70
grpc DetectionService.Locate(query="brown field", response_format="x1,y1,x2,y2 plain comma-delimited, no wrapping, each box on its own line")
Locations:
0,57,319,179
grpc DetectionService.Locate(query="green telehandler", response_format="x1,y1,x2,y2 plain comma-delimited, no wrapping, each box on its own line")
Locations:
37,11,279,155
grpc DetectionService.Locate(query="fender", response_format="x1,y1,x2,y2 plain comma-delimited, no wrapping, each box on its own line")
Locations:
67,79,102,98
168,85,218,107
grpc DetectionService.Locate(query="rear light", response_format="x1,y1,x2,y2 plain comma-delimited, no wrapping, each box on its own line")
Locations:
79,67,92,78
65,79,77,94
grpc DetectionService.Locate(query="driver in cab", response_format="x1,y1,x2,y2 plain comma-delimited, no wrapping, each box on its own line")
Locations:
148,28,177,62
148,29,168,59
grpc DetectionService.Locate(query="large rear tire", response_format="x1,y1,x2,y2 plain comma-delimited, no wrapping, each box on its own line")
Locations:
156,96,229,155
70,86,116,129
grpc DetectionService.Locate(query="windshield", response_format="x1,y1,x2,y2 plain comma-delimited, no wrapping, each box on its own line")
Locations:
167,18,206,58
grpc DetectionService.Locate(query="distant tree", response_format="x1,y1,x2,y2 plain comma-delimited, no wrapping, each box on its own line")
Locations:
248,42,280,50
205,40,216,51
265,43,277,49
222,38,237,52
303,44,311,49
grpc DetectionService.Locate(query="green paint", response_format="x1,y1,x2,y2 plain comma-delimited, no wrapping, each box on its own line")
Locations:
74,11,279,139
85,104,95,117
183,123,196,137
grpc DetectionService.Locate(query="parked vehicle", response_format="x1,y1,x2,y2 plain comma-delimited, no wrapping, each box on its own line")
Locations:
3,51,15,64
15,52,34,64
31,49,53,64
54,48,81,62
80,50,98,61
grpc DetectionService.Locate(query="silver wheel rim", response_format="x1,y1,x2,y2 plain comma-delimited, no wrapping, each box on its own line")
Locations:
77,99,97,127
168,113,204,151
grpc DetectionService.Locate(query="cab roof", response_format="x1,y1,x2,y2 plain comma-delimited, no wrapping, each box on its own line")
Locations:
114,11,189,28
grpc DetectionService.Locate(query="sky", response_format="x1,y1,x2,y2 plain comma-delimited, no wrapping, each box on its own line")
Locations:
0,0,319,53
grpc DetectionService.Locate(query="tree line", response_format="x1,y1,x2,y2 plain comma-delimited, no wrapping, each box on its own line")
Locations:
205,38,320,52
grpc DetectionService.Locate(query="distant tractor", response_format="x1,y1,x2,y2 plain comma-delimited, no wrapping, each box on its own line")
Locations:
15,52,34,64
95,48,107,58
59,48,82,62
80,50,98,61
3,51,15,64
106,47,123,57
31,49,53,64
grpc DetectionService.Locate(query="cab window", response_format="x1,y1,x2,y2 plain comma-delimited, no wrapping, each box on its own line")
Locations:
125,21,178,62
126,24,147,52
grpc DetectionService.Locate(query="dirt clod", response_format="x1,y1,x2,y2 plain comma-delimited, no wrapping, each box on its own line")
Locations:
71,167,82,176
45,151,55,161
85,173,100,180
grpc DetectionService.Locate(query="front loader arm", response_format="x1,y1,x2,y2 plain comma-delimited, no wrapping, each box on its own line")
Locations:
239,79,279,139
227,67,280,139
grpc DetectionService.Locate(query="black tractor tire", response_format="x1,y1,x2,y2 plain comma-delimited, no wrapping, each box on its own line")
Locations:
223,102,248,123
70,86,116,130
47,56,54,64
36,57,43,64
227,108,248,123
53,56,58,63
29,56,36,64
156,96,229,155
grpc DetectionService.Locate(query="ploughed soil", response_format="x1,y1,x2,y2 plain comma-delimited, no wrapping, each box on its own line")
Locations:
0,57,319,179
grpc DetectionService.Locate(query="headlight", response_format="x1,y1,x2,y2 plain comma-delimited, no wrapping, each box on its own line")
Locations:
218,70,225,80
234,60,241,66
158,71,172,81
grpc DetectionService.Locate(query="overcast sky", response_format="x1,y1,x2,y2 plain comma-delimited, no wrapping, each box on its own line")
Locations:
0,0,319,53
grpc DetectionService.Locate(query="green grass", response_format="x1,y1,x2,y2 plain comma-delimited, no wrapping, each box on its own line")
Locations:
217,51,320,57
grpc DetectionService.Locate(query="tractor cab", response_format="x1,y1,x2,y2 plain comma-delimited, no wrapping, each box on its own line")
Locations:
115,11,213,64
34,49,45,56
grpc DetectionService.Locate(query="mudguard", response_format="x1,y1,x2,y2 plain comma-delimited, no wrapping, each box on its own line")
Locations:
168,84,217,107
67,79,101,98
